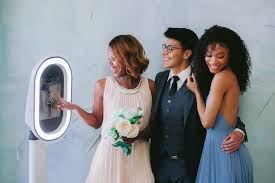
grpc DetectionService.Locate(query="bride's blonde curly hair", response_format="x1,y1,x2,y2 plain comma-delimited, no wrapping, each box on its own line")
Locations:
109,35,149,78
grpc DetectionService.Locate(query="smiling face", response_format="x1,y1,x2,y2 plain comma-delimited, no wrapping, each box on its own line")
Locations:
108,48,126,77
205,43,229,74
162,38,190,73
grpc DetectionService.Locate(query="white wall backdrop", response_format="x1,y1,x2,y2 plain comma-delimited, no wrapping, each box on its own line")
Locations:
1,0,275,182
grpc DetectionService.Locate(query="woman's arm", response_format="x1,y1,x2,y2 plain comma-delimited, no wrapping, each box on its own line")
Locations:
187,73,228,129
58,79,105,129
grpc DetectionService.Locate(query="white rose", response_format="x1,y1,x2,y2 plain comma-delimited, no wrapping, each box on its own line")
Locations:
126,124,139,138
116,119,131,137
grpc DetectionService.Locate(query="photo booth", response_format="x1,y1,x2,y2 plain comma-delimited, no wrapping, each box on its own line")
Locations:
25,57,72,183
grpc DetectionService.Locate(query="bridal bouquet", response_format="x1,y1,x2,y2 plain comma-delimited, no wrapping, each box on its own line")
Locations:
109,107,143,155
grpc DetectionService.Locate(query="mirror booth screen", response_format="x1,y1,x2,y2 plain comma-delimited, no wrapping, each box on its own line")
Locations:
39,65,64,133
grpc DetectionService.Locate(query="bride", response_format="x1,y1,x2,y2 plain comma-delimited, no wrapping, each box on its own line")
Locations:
58,34,155,183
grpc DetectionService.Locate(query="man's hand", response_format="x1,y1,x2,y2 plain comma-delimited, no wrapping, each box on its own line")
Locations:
121,136,137,144
221,131,244,153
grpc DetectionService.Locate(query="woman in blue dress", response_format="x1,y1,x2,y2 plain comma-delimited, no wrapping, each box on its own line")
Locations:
187,25,253,183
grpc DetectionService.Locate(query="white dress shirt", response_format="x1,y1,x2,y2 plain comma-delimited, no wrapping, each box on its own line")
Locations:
167,66,191,91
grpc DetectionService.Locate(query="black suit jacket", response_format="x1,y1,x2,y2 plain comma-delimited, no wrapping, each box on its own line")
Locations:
150,70,247,182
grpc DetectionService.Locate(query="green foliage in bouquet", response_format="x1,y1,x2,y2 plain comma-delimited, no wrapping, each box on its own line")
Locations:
113,141,132,156
118,107,143,124
110,127,119,141
129,113,143,124
108,107,144,156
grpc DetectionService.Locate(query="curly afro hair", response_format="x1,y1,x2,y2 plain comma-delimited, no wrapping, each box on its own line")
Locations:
192,25,251,96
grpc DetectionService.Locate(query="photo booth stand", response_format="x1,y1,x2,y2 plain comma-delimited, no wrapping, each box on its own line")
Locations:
25,57,72,183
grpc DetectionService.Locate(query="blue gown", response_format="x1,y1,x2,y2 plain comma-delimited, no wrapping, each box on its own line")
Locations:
196,112,253,183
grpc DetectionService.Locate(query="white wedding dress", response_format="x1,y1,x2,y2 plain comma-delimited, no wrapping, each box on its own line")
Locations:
86,76,154,183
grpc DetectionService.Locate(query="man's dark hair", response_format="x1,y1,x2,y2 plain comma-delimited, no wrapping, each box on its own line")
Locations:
164,27,198,54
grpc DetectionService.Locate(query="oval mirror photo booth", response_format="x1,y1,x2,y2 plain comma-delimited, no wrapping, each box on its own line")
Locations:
25,57,72,183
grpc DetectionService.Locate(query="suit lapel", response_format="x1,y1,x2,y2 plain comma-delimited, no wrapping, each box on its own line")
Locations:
154,71,169,115
183,90,195,125
153,70,195,126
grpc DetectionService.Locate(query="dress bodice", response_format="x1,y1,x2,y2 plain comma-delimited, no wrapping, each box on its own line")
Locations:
206,112,235,144
101,76,152,138
86,76,155,183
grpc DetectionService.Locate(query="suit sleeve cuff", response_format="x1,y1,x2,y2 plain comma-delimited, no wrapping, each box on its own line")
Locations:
234,128,245,142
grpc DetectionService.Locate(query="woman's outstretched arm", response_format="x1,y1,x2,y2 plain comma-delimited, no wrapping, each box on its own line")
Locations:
58,79,105,129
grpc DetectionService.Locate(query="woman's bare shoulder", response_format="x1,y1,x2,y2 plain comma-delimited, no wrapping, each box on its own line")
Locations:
215,69,236,82
96,78,106,85
213,69,239,92
147,78,156,96
147,78,155,85
211,70,235,89
94,78,107,94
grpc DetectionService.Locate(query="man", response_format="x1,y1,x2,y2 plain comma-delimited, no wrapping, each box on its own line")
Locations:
150,27,247,183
